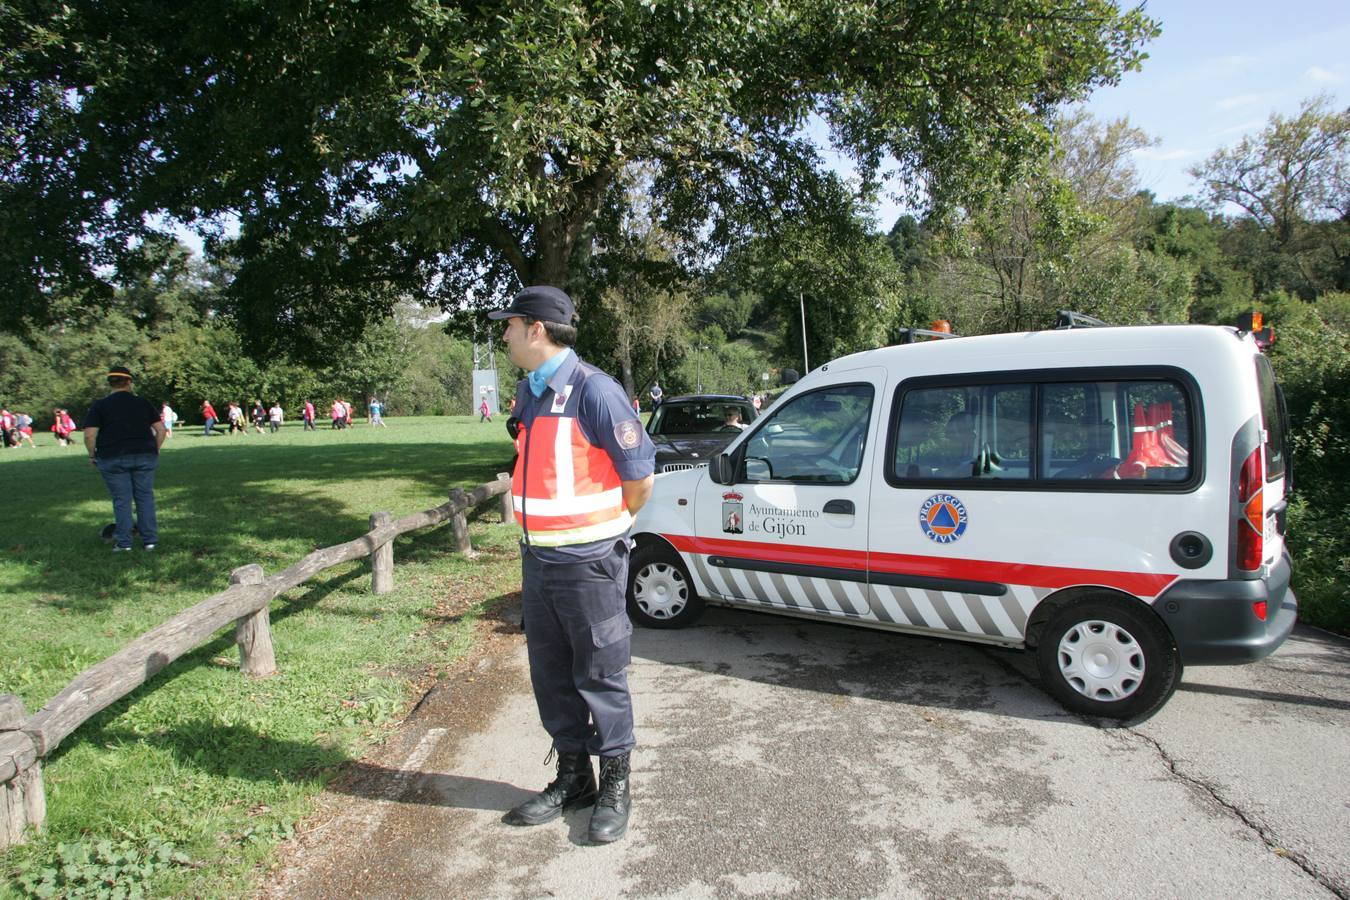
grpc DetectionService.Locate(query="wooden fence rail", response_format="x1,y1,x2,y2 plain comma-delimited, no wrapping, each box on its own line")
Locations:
0,472,513,848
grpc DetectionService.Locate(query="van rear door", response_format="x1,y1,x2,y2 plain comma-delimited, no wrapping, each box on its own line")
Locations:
1254,355,1289,566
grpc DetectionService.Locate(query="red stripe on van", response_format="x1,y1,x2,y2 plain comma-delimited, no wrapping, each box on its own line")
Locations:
660,534,1177,597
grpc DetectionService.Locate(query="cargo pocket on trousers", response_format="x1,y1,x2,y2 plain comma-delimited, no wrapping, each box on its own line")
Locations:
589,611,633,679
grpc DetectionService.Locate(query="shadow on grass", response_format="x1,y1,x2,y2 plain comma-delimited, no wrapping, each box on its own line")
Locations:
81,720,353,787
0,437,516,613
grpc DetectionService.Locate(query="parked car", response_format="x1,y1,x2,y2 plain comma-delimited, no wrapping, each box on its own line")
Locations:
625,318,1296,721
647,394,758,474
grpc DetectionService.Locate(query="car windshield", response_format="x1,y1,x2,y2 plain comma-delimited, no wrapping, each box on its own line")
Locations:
648,400,755,435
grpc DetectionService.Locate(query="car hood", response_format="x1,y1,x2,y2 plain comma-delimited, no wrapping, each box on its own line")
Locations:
652,433,735,459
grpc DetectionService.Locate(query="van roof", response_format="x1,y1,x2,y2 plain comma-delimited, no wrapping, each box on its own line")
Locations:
818,324,1257,380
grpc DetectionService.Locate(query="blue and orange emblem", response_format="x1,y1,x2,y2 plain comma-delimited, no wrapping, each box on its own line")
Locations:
919,493,968,544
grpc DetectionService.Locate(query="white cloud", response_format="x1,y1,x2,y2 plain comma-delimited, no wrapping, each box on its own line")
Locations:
1216,93,1271,111
1304,64,1347,84
1132,147,1193,162
1215,119,1265,137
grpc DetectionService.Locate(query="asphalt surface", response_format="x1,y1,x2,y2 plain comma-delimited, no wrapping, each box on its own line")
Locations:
266,608,1350,899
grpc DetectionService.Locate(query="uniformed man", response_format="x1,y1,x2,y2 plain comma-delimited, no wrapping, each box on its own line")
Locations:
489,285,656,844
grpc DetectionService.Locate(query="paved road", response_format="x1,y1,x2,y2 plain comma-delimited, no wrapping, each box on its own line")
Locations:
268,609,1350,899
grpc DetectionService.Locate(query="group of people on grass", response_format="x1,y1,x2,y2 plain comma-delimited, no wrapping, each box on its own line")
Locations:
4,393,400,447
1,406,79,448
197,396,387,436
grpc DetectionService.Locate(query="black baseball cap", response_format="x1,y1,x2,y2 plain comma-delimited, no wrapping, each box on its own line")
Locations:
107,365,133,380
487,285,575,325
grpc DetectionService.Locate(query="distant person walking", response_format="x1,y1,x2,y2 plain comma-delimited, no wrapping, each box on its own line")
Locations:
268,402,283,433
0,409,15,448
13,412,35,448
250,400,267,434
343,399,353,428
52,408,76,446
369,396,387,427
83,365,165,552
479,395,492,423
201,400,217,437
302,399,316,431
331,399,345,429
161,403,177,439
227,401,246,435
649,382,663,407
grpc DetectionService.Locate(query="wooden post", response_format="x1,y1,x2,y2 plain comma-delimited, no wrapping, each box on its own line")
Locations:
370,511,394,595
449,488,474,556
231,565,276,677
1,694,43,848
498,472,514,523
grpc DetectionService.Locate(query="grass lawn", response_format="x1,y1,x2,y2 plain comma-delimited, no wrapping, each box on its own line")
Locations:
0,416,522,898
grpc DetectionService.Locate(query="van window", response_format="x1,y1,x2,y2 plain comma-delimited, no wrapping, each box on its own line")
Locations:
1254,356,1287,480
890,375,1195,487
741,384,873,484
892,384,1033,480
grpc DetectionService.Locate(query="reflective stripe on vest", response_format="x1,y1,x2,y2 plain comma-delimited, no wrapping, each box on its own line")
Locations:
513,414,630,546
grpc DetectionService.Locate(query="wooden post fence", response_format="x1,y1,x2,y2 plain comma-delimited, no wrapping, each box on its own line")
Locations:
498,472,513,523
233,564,276,677
0,472,512,848
370,511,394,595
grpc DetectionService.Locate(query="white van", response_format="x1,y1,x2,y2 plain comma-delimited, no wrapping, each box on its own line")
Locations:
625,321,1296,720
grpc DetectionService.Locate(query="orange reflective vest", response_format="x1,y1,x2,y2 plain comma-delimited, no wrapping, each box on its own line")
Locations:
513,398,632,547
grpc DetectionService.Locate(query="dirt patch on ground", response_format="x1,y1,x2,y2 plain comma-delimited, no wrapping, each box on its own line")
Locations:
256,591,528,898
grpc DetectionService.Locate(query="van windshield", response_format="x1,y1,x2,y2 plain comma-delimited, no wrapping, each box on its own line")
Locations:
1255,356,1287,480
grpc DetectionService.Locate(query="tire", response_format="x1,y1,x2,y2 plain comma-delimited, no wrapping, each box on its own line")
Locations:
626,542,705,629
1035,596,1182,722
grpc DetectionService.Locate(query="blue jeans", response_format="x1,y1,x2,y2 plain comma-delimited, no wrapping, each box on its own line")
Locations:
97,453,159,548
203,417,215,436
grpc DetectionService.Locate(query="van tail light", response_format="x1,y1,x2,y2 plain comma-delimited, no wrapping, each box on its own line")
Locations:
1252,600,1268,622
1236,446,1264,571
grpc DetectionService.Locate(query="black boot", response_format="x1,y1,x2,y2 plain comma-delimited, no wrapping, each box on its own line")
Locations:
588,752,631,843
503,750,597,826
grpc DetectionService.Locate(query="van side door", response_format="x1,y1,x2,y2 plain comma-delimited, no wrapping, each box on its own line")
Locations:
688,374,885,620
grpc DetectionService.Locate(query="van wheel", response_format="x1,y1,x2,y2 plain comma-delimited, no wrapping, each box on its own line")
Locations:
1035,597,1181,722
627,543,705,629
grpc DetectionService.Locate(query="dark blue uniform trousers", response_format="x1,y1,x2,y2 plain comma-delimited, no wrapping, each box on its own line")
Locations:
521,541,635,757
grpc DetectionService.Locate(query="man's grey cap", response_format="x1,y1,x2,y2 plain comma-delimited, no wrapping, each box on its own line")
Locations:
487,285,575,325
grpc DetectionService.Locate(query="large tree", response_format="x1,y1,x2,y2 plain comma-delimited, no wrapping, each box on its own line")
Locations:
1190,96,1349,298
2,0,1158,350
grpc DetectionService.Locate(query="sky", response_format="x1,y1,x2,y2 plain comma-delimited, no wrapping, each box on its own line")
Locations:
866,0,1350,230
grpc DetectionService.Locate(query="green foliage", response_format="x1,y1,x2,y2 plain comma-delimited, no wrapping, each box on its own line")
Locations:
13,837,190,899
1262,292,1350,633
1137,204,1254,323
2,0,1158,339
746,176,907,368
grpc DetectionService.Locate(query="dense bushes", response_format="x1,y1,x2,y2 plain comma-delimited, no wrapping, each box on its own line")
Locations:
1266,293,1350,634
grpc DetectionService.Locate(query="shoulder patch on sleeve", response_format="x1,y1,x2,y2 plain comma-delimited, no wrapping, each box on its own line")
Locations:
615,419,642,449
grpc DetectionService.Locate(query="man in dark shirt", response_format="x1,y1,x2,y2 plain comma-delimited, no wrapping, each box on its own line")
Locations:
82,365,166,552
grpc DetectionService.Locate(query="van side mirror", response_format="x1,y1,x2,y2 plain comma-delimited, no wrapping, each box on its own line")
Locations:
709,453,735,484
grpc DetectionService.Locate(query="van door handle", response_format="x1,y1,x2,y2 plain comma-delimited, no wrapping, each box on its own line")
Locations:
823,499,854,515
